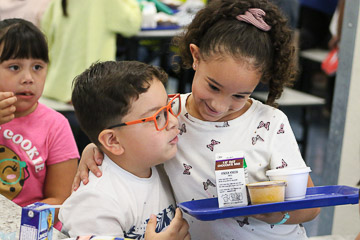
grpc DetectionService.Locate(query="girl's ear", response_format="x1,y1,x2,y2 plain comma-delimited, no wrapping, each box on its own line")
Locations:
190,43,201,70
98,129,124,155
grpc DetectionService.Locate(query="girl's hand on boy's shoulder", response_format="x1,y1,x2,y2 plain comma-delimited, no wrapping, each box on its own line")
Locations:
0,92,17,125
145,208,191,240
72,143,104,191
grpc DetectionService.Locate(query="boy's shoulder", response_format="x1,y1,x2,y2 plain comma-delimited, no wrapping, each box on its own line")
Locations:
75,158,113,192
74,156,136,196
66,157,161,211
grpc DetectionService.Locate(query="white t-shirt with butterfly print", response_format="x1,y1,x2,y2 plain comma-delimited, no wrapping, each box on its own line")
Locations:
164,93,308,240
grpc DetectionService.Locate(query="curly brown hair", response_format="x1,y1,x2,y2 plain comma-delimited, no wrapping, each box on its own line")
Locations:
173,0,297,106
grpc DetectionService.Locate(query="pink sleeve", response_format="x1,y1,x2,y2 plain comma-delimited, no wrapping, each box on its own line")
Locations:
46,116,80,165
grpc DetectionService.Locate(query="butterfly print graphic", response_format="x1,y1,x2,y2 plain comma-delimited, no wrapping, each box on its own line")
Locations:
203,179,216,190
184,113,195,122
215,121,230,128
252,135,264,145
277,123,285,134
257,121,270,130
276,159,288,169
236,217,249,227
206,139,220,151
179,123,186,135
183,163,192,175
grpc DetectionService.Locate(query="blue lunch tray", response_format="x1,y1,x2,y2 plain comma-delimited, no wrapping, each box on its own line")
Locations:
178,185,359,221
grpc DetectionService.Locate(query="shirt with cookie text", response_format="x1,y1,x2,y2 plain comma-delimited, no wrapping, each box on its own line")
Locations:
0,103,79,206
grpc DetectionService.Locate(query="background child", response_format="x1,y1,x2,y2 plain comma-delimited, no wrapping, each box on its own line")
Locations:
40,0,142,154
41,0,141,103
60,61,190,240
74,0,321,239
0,18,79,224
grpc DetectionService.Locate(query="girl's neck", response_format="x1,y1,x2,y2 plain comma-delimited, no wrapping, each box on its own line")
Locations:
14,102,38,118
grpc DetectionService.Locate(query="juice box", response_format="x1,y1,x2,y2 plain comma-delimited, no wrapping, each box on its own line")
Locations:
19,202,54,240
215,151,248,208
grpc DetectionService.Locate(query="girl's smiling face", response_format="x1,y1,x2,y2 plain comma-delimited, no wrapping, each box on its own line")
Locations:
0,57,47,117
188,44,261,122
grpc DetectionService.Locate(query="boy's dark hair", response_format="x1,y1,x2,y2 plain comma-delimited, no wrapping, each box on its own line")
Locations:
173,0,296,106
71,61,168,146
0,18,49,63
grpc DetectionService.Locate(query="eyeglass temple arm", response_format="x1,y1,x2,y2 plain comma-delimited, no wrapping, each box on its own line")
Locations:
107,122,128,129
108,118,153,129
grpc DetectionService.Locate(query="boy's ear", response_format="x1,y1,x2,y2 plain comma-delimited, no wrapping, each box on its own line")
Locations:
98,129,124,155
190,43,200,68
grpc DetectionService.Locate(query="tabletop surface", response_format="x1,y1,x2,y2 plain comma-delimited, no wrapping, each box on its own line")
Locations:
39,97,74,112
136,26,184,38
252,87,325,107
300,48,330,63
0,194,67,239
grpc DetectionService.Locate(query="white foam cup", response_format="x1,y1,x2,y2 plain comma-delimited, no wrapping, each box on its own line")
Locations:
266,167,311,200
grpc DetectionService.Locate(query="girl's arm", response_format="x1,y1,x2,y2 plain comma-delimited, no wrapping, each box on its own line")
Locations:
251,175,321,224
72,143,104,191
42,158,78,223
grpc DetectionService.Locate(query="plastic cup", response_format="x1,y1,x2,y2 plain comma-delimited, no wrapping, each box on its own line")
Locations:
266,167,311,200
246,180,286,205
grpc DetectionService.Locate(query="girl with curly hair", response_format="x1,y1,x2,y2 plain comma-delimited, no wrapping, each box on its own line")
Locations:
75,0,320,239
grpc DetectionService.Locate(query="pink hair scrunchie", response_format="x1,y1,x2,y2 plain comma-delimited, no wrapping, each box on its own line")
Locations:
236,8,271,31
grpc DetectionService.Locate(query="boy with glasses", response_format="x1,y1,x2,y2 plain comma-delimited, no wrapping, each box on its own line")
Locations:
59,61,189,240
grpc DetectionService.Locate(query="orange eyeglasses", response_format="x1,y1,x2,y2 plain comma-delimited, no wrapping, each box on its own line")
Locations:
107,94,181,131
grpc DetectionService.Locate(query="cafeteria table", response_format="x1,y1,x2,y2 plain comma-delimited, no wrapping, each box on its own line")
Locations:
0,194,68,239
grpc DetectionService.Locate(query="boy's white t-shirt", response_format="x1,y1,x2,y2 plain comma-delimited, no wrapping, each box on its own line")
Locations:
164,93,308,240
60,155,176,239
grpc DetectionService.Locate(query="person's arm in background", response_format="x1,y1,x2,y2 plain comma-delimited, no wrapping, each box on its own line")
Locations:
328,0,345,49
40,1,55,47
356,233,360,240
34,0,53,28
106,0,142,37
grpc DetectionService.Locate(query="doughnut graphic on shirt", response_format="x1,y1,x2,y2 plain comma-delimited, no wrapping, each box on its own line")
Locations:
0,145,29,200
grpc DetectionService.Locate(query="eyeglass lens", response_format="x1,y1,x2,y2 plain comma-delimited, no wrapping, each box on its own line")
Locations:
155,96,180,129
